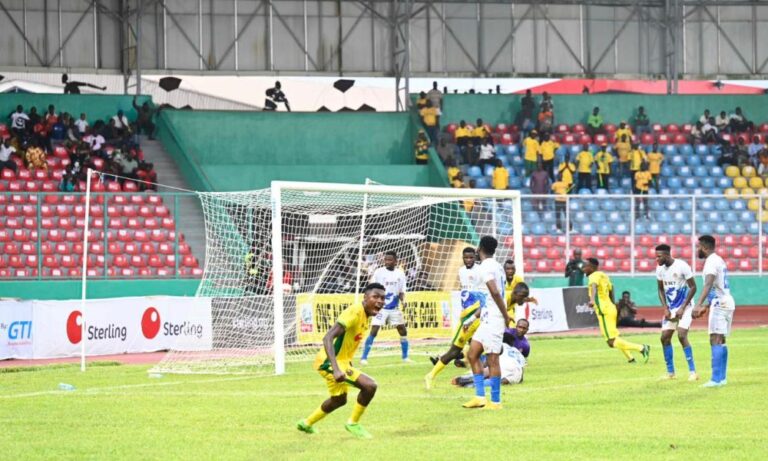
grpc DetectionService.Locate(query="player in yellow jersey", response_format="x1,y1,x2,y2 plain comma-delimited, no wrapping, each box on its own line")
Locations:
583,258,650,363
504,259,525,319
297,283,385,439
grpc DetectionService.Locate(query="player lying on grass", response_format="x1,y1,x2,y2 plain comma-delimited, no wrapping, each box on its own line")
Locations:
297,283,385,439
452,319,530,387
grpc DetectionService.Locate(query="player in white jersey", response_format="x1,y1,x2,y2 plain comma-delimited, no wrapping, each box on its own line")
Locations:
425,247,481,389
655,244,698,381
360,251,410,364
462,236,509,410
693,235,735,388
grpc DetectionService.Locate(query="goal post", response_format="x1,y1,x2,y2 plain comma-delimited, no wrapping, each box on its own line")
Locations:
152,181,523,376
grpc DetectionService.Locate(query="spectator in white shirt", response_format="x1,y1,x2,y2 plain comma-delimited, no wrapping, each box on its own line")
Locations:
477,138,496,169
715,111,729,133
83,128,106,157
702,117,719,143
698,109,711,125
9,105,30,139
112,110,132,137
0,138,18,172
74,113,89,137
748,136,764,164
426,81,443,110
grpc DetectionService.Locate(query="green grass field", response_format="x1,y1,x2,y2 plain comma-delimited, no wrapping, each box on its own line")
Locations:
2,328,767,461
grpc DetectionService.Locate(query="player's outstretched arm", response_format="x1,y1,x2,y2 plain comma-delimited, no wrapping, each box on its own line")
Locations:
323,323,347,383
693,275,715,318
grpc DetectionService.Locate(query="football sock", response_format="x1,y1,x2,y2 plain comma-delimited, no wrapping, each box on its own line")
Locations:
711,345,724,382
400,336,409,359
489,376,501,403
614,337,644,352
683,345,696,372
427,360,446,379
305,407,328,426
347,403,367,424
361,335,375,360
721,345,728,381
473,374,486,398
663,345,675,374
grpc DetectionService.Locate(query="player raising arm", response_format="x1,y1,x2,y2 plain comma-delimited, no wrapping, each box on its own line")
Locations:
297,283,385,439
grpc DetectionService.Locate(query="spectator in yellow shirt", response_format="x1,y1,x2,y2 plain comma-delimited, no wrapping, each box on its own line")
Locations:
552,173,571,233
576,144,594,191
523,130,541,176
557,152,577,189
615,121,633,144
646,143,664,192
414,129,430,165
595,144,614,190
471,118,490,145
419,100,441,147
445,157,460,182
463,179,476,212
416,91,428,109
492,159,509,190
539,133,559,180
629,144,648,177
634,163,652,219
452,171,465,188
614,134,632,179
454,120,471,162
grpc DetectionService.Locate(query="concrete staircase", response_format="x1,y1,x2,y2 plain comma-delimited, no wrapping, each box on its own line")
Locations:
138,136,206,267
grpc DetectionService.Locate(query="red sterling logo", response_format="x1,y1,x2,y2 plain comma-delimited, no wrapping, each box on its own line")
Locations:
66,310,82,344
141,307,161,339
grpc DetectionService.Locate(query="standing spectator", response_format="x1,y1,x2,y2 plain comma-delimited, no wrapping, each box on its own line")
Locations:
27,107,41,132
9,105,30,140
748,136,764,166
59,169,76,192
734,137,750,167
0,138,17,172
617,292,662,328
445,157,460,182
565,249,585,286
522,130,540,176
552,173,569,233
414,129,429,165
575,144,594,191
491,159,509,190
517,89,536,137
415,91,428,109
586,107,604,137
715,111,729,133
595,144,614,190
647,143,664,192
436,136,457,164
614,133,631,179
74,113,89,138
132,97,158,139
614,121,632,144
44,105,58,125
114,150,140,184
419,100,440,146
698,109,711,125
540,92,554,114
557,152,576,190
634,106,650,135
454,120,471,162
477,138,496,169
62,73,106,94
629,143,648,179
702,117,719,143
634,162,652,220
471,119,489,146
537,103,554,134
538,133,559,181
112,110,132,138
729,107,753,133
427,82,443,110
530,161,551,213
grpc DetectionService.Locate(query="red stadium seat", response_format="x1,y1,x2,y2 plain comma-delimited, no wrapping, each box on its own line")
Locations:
578,134,592,145
603,260,617,271
147,195,163,206
613,247,628,260
680,247,693,259
535,260,552,273
112,255,130,268
657,133,671,145
126,217,142,229
130,255,146,267
682,124,693,134
150,229,168,242
129,194,145,205
572,124,586,134
123,181,139,192
90,242,105,254
141,242,156,254
5,217,21,229
158,242,173,254
562,134,575,144
571,235,587,248
652,123,663,133
20,242,36,255
122,205,138,218
54,146,69,158
8,255,23,268
641,133,654,145
500,133,512,145
594,134,608,145
673,134,688,144
673,235,689,246
134,230,149,242
108,242,122,255
556,124,569,133
43,255,58,268
546,248,561,260
54,242,70,254
182,255,198,268
124,242,139,255
666,124,680,133
178,243,191,255
731,247,746,258
118,268,135,277
637,260,653,272
529,248,543,260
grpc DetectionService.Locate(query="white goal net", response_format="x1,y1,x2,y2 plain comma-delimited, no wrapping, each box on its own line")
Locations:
152,182,522,375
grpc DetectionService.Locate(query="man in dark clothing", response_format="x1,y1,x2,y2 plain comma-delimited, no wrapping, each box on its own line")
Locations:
530,161,550,214
565,249,585,286
617,291,661,328
132,96,158,139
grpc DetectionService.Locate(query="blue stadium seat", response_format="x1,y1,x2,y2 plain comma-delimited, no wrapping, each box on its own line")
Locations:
738,210,755,222
647,222,662,235
673,187,689,195
578,188,592,195
703,155,717,166
570,145,582,156
673,211,687,222
521,223,531,234
617,199,631,211
468,166,483,178
506,145,520,156
714,222,729,234
460,165,469,175
635,221,646,234
687,155,702,166
695,145,709,156
620,178,633,189
679,198,692,210
706,211,721,221
699,177,715,188
506,166,516,177
595,188,608,195
531,222,547,235
679,222,692,234
670,155,685,167
693,165,708,177
661,165,675,177
592,211,606,223
612,187,626,194
679,144,694,156
666,177,682,189
730,200,746,210
716,177,732,188
692,188,707,196
677,166,692,176
474,177,490,188
585,199,600,211
497,154,509,167
508,177,523,189
683,177,697,188
598,222,613,235
601,200,616,211
614,222,629,234
650,200,665,211
694,211,707,221
656,212,671,223
710,144,722,155
722,211,738,222
521,200,533,211
658,188,672,195
697,222,714,234
709,187,723,195
579,222,596,234
498,222,513,235
710,166,724,177
511,156,525,167
698,199,714,211
541,211,555,223
571,211,587,222
664,145,678,156
666,222,680,234
483,165,495,176
569,200,581,211
607,211,623,223
748,222,760,234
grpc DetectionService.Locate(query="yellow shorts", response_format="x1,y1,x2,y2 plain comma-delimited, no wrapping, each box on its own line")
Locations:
318,363,362,396
595,306,619,340
452,318,480,349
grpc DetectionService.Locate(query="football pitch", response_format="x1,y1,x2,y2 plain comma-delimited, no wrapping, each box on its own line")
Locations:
2,328,767,461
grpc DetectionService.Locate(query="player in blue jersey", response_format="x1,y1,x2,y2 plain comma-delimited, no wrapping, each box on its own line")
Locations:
361,251,410,364
693,235,735,388
655,244,698,381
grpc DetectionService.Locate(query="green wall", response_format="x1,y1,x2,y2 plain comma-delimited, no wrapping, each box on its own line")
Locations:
0,279,200,301
158,110,434,191
531,275,768,307
440,94,768,127
1,94,150,124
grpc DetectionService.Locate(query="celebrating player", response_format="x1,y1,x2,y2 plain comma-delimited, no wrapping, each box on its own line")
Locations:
583,258,651,363
462,236,509,410
360,251,411,364
297,283,385,439
452,318,531,387
692,235,735,388
655,244,698,381
424,247,480,389
504,259,524,319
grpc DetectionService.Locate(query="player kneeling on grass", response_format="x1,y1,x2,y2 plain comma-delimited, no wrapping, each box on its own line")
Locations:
452,319,530,387
297,283,385,439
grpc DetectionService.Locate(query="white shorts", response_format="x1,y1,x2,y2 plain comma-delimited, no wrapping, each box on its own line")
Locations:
371,308,404,327
661,305,693,331
472,319,504,354
708,296,735,336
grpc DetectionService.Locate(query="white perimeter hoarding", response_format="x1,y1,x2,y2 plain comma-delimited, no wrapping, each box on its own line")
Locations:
0,301,34,359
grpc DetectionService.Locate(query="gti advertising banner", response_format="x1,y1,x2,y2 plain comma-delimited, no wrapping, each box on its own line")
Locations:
32,296,212,359
0,301,34,359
